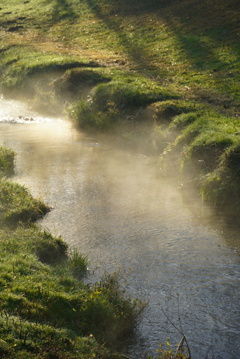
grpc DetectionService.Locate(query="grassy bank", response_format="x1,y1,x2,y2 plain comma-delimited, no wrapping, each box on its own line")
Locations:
1,1,238,356
0,146,144,359
0,0,239,211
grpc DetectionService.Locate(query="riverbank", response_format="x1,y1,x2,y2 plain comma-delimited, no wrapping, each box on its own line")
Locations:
0,1,239,356
0,0,239,212
0,145,146,358
1,105,240,359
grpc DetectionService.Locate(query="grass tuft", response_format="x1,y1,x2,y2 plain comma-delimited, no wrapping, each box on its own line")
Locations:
35,231,68,265
0,146,15,177
68,249,88,279
72,79,178,130
0,180,50,225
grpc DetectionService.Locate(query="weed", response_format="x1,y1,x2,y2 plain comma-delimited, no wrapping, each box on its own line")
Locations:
68,248,88,279
0,147,15,177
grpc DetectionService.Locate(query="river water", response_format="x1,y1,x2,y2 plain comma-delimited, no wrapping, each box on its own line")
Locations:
0,96,240,359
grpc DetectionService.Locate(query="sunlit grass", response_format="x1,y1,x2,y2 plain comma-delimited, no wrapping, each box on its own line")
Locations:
0,0,239,203
1,0,239,107
0,179,50,225
0,0,240,357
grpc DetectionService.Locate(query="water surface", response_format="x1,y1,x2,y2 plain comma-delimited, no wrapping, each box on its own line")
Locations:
0,96,239,359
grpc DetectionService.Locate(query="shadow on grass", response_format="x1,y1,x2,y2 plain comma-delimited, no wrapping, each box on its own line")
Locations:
46,0,78,22
166,0,240,66
82,0,240,103
82,0,168,79
161,0,240,103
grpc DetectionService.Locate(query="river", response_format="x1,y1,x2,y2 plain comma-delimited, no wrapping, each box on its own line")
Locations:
0,95,240,359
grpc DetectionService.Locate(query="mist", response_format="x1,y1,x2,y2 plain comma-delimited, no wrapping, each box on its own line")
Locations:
0,94,240,358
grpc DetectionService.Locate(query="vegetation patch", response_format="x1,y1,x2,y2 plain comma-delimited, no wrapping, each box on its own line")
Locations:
0,148,144,358
35,231,68,265
150,100,201,124
53,68,111,95
68,248,88,279
0,226,144,356
0,46,99,94
0,146,15,176
0,179,50,225
155,107,240,211
0,0,240,353
72,78,178,131
200,143,240,209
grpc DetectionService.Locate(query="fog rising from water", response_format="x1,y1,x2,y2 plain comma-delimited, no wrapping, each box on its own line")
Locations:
0,96,240,359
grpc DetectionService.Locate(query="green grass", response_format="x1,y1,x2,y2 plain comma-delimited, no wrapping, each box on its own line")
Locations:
68,248,88,279
0,179,50,225
0,146,15,177
0,46,98,91
71,73,179,130
0,152,144,358
1,0,240,209
1,1,239,356
0,224,144,357
1,0,239,106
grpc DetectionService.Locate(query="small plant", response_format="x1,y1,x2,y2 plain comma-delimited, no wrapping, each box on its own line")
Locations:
68,248,88,279
72,98,120,130
145,340,190,359
84,272,146,344
0,146,15,177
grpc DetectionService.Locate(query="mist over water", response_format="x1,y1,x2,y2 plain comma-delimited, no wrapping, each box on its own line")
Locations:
0,96,240,358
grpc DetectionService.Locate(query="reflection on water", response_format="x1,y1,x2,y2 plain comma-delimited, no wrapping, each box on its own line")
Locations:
0,96,240,359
